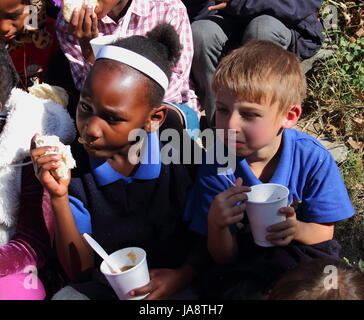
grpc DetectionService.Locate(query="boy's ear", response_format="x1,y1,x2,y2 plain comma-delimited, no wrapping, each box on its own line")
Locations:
282,104,302,129
144,104,168,133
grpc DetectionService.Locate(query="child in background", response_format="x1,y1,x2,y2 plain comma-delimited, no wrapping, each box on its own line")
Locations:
184,40,354,299
54,0,198,116
0,0,59,87
0,43,75,300
191,0,325,128
32,23,200,300
268,258,364,300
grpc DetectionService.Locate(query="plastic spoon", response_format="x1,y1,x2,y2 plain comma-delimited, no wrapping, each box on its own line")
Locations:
223,173,236,187
82,233,121,274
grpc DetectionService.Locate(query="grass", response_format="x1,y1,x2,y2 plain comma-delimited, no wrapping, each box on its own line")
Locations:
301,0,364,265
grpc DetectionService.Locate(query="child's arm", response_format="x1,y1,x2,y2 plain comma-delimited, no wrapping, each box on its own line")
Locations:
55,5,98,90
30,138,94,282
164,4,197,110
0,164,53,276
207,178,249,263
266,207,334,246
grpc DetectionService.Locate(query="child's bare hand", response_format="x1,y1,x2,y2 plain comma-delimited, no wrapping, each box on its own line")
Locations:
208,177,250,229
266,207,299,246
68,4,99,40
30,134,70,198
128,268,188,300
208,0,230,11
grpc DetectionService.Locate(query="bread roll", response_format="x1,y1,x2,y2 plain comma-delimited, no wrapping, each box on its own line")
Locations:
35,135,76,180
62,0,98,22
28,83,69,108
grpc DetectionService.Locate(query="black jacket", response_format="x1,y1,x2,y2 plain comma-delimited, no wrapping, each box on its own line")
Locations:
182,0,215,21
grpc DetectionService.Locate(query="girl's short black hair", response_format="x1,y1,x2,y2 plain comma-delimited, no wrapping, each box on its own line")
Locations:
0,44,19,108
111,23,181,108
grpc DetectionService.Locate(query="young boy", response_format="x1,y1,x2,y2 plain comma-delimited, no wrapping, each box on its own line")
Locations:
184,40,355,298
55,0,198,114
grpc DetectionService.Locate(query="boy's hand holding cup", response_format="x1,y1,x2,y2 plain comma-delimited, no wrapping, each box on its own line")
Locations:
265,206,299,246
208,177,251,229
245,183,294,247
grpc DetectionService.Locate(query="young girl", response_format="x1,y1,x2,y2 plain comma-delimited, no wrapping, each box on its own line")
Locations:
31,23,200,300
0,43,75,299
0,0,59,87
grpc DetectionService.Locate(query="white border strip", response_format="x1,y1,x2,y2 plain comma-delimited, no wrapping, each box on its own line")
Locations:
96,46,169,91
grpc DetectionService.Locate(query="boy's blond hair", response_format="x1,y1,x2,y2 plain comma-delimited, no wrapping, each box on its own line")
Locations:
212,40,307,114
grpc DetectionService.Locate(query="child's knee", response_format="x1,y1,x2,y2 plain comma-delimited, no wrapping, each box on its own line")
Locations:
243,15,292,49
192,19,228,52
0,273,46,300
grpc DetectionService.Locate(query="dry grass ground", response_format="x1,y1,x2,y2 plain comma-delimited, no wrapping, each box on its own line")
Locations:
301,0,363,266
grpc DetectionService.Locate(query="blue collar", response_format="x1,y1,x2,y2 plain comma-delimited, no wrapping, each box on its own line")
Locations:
90,131,161,186
235,129,292,186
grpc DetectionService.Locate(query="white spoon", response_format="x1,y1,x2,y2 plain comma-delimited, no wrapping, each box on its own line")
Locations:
82,233,121,274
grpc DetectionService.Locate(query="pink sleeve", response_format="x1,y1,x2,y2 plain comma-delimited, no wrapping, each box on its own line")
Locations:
164,4,199,114
55,12,92,91
0,164,54,277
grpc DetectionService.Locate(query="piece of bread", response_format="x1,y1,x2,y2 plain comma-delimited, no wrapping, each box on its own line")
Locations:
35,135,76,180
62,0,98,22
28,83,69,108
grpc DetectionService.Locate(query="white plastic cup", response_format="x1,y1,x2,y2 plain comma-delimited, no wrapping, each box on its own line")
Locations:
245,183,289,247
90,34,119,57
100,247,150,300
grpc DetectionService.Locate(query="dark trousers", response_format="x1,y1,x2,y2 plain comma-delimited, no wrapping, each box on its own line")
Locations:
197,230,342,300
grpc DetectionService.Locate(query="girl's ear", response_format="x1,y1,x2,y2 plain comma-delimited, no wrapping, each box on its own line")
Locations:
282,104,302,129
144,104,168,133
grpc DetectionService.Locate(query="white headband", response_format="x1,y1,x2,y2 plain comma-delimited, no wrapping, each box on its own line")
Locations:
96,46,169,91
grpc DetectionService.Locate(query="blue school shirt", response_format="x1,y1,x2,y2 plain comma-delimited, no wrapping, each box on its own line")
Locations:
67,131,194,269
69,132,161,234
184,128,355,236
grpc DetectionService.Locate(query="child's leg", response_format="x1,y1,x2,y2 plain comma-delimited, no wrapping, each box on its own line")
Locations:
242,15,292,50
52,281,118,300
191,17,227,128
0,273,46,300
191,16,243,128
